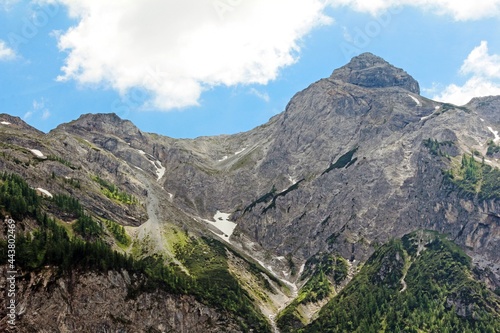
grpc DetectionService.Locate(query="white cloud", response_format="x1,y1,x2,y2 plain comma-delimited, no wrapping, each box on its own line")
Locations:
0,0,19,11
25,98,51,120
0,40,15,60
460,41,500,78
23,111,33,120
341,26,354,43
328,0,500,20
43,1,500,111
434,77,500,106
42,109,51,119
46,0,331,110
248,88,270,102
433,41,500,105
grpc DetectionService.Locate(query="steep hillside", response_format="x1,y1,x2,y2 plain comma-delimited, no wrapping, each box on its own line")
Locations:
301,231,500,333
1,53,500,331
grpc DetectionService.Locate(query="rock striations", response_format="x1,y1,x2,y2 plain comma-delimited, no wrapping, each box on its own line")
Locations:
1,53,500,332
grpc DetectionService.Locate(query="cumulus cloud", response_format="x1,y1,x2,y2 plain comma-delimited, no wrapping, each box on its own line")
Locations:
433,41,500,105
328,0,500,20
0,40,15,60
460,41,500,78
45,0,330,110
42,0,500,110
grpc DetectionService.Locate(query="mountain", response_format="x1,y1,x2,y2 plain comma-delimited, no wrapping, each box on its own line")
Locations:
1,53,500,332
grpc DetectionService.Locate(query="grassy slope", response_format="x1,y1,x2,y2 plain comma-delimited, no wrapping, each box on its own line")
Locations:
301,231,500,333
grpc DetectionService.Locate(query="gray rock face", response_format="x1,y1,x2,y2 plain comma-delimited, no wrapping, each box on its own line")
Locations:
1,54,500,328
141,55,498,281
2,54,498,271
2,267,243,333
330,52,420,94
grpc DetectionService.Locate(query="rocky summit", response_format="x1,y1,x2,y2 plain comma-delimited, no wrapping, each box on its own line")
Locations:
1,53,500,332
330,52,420,93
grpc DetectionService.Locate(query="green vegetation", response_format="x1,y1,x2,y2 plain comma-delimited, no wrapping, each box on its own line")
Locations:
53,193,83,216
228,248,283,294
92,175,138,204
277,253,348,332
104,219,131,246
53,193,102,239
0,174,133,272
0,172,271,332
47,155,78,169
322,147,358,175
174,237,271,332
63,177,81,189
300,253,349,285
73,213,103,239
444,153,500,200
0,172,40,220
301,271,333,303
301,232,500,333
423,138,453,157
277,271,334,332
486,140,500,156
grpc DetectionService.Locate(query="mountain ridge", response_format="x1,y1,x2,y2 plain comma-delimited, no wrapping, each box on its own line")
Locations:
1,53,500,332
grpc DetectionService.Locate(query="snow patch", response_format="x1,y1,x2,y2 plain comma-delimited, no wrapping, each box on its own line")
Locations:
1,121,11,125
234,147,246,155
487,126,500,143
137,149,165,181
203,211,237,241
420,108,439,121
167,192,174,200
36,188,53,198
480,118,485,122
287,174,297,184
29,149,45,158
408,94,421,106
218,155,228,162
153,161,166,181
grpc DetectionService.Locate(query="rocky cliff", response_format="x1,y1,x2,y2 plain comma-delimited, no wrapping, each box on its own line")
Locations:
0,266,243,333
1,53,500,331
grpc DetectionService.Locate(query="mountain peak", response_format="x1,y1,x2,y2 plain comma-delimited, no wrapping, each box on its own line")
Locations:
54,113,145,143
0,113,44,133
330,53,420,94
61,113,134,131
73,112,124,125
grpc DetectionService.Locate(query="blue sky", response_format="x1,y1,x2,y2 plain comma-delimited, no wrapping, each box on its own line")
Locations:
0,1,499,138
